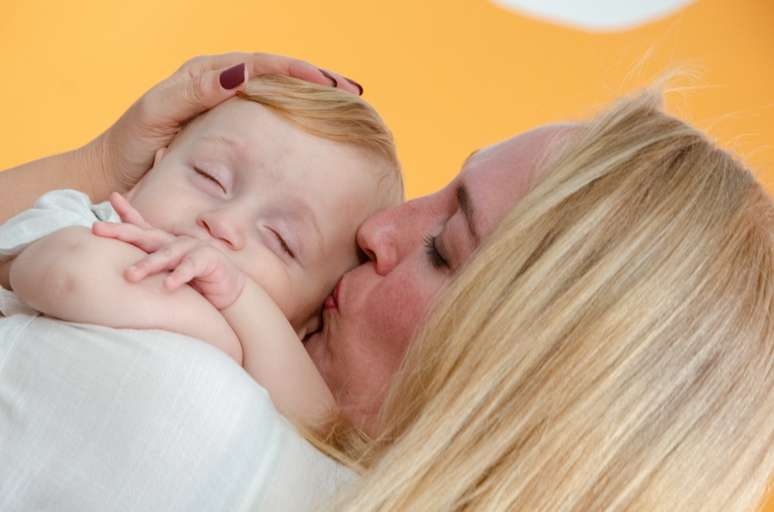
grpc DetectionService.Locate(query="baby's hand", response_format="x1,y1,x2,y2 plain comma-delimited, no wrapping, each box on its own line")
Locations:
123,235,247,310
93,192,246,309
93,192,177,252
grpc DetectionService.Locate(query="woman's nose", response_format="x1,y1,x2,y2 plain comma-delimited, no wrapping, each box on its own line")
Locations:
197,210,245,250
356,206,402,275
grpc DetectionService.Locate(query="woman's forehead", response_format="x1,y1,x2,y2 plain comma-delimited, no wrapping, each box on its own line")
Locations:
463,123,579,182
475,123,576,163
456,123,577,237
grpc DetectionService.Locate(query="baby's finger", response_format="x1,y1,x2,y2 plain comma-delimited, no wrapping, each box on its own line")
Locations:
164,244,224,290
92,221,143,241
126,238,198,281
164,253,204,290
110,192,152,228
126,253,176,282
93,221,174,252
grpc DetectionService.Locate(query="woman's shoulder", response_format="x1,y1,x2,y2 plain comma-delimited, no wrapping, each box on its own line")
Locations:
0,319,350,511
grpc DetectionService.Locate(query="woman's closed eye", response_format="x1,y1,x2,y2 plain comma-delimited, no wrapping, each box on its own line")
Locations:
194,167,227,194
423,234,448,269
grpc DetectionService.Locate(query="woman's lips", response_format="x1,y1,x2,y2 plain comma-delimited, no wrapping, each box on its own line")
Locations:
324,279,341,310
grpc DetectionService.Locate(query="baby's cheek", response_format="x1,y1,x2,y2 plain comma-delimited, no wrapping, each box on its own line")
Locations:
292,257,349,321
245,255,297,320
285,277,325,331
330,249,361,289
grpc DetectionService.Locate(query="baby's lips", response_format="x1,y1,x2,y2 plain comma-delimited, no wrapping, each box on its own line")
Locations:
324,279,341,310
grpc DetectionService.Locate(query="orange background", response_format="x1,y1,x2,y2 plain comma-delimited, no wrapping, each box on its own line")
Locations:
2,0,773,507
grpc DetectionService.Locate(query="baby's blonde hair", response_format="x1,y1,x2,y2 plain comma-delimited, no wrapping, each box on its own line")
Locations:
328,84,774,510
237,75,403,203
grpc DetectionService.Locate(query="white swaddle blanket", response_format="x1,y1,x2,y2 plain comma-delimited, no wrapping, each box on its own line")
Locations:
0,190,352,511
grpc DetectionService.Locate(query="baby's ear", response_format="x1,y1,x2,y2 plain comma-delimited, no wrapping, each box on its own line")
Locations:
153,147,168,166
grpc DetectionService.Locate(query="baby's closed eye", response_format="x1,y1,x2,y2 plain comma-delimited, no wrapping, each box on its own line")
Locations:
264,225,296,259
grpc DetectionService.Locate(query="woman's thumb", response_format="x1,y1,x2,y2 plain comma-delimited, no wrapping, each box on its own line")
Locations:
185,62,246,109
217,63,247,91
155,63,247,123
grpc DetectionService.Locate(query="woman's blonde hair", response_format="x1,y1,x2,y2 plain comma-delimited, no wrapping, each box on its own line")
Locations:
237,75,403,202
330,84,774,510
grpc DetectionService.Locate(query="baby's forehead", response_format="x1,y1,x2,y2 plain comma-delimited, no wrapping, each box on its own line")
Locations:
184,99,283,144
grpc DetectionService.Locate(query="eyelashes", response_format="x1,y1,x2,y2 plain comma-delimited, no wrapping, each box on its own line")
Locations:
423,234,447,269
193,166,297,261
266,226,296,259
194,167,227,194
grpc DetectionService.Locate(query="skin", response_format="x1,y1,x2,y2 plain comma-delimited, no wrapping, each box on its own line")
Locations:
126,97,393,337
305,123,577,435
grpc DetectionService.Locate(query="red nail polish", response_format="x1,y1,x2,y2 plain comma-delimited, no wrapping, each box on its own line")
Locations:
319,69,338,87
343,77,364,95
219,63,246,90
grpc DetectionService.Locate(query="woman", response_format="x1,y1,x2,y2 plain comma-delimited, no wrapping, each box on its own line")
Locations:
2,53,773,511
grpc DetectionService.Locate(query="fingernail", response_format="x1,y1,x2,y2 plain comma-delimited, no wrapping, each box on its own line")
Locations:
343,76,364,95
219,63,246,90
319,69,338,87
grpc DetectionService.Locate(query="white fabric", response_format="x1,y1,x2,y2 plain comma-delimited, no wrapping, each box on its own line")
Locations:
0,188,119,262
0,190,353,511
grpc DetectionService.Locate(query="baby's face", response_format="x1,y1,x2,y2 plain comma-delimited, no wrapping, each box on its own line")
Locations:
127,98,395,336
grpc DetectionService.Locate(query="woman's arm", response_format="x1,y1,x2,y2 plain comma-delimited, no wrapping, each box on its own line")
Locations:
0,52,361,224
0,141,112,223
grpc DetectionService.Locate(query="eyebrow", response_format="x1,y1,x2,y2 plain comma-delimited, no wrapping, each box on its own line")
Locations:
199,135,248,163
456,183,480,244
201,134,240,147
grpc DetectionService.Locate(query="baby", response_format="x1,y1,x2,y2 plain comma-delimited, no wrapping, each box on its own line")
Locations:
0,75,403,428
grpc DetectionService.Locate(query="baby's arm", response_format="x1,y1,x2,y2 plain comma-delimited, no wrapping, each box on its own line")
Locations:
100,217,336,427
8,226,242,362
91,193,335,427
222,279,335,427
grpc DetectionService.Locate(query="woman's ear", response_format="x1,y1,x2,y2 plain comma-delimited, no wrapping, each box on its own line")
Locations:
153,147,167,166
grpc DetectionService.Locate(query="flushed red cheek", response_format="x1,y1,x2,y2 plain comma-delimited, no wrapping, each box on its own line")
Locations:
366,274,437,364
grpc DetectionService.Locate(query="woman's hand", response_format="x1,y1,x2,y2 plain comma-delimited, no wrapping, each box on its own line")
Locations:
0,52,361,223
92,52,362,192
92,193,246,310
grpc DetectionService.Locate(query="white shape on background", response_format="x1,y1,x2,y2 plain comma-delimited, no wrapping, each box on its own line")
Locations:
491,0,695,31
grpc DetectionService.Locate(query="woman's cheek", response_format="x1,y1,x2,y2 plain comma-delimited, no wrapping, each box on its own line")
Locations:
369,268,442,358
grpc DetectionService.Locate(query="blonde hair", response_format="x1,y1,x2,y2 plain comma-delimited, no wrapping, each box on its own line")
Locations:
236,75,401,461
237,75,403,202
328,86,774,510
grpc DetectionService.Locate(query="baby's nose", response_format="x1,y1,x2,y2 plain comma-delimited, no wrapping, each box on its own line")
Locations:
197,212,245,250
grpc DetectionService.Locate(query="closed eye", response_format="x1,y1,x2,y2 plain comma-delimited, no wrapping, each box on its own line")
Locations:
194,167,226,194
268,226,296,259
423,234,448,269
